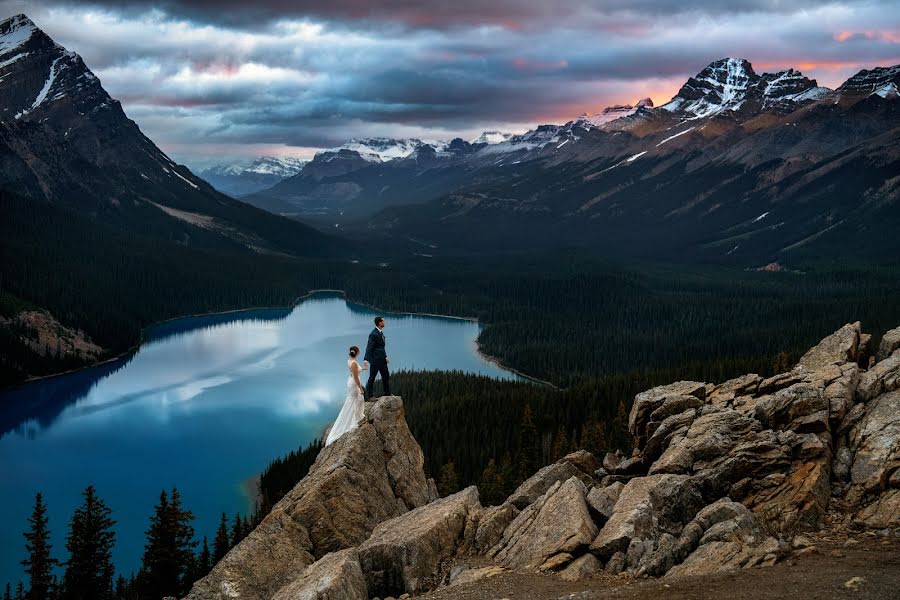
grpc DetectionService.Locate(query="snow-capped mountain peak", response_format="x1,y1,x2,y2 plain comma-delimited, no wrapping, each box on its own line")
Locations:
474,131,513,144
837,64,900,99
662,57,757,118
573,97,655,129
320,137,451,162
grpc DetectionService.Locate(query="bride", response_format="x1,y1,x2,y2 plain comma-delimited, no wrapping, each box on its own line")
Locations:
325,346,368,446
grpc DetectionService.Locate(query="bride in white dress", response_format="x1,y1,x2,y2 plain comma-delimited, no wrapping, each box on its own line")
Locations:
325,345,368,446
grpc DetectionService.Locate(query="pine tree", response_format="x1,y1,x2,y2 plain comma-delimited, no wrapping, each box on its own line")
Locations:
229,514,242,547
197,536,211,578
140,487,197,599
4,582,12,600
610,399,631,453
13,583,24,600
212,513,229,563
550,425,569,462
498,452,515,497
773,351,791,374
61,486,116,600
437,462,459,497
22,493,58,600
112,576,126,600
516,404,539,483
478,459,506,506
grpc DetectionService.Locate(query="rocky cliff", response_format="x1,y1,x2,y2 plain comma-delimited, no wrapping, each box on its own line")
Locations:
184,322,900,599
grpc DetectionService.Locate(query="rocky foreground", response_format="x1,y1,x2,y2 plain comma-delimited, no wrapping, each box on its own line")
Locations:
183,322,900,600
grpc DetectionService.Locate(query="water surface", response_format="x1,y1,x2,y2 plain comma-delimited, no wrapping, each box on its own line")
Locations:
0,294,517,585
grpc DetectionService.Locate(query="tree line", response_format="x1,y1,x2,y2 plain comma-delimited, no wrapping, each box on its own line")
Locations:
5,488,261,600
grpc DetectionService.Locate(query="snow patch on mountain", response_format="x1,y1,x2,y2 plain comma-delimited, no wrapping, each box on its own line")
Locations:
326,138,449,162
474,131,513,144
0,14,36,55
663,58,755,119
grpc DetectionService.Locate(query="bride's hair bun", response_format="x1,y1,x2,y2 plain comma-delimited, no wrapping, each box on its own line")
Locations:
349,346,359,357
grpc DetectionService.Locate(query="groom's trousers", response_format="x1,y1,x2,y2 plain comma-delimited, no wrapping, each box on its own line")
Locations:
366,360,390,399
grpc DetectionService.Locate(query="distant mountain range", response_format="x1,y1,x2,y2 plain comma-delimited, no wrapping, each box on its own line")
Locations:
242,57,900,263
198,156,308,197
0,14,338,257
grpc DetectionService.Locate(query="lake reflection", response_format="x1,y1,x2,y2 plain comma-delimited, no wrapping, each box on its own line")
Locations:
0,294,517,585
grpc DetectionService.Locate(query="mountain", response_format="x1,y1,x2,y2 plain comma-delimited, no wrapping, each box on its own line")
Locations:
0,14,347,383
358,57,900,263
0,14,338,258
198,156,308,197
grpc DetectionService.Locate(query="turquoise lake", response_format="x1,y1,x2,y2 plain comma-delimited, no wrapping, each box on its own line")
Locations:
0,294,519,585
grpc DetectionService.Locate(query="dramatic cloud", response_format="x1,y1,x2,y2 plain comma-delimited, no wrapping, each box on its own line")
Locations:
3,0,898,168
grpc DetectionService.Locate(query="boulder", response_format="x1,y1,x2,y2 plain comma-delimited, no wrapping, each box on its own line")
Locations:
845,390,900,527
586,482,624,524
877,326,900,361
558,554,602,581
795,322,861,372
506,451,598,509
629,381,707,449
183,509,315,600
490,477,598,571
590,474,705,561
857,352,900,402
357,486,482,597
271,549,367,600
184,397,436,600
472,504,518,554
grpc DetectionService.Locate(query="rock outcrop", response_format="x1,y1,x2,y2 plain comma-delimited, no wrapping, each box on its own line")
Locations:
184,397,437,600
186,322,900,598
358,486,482,597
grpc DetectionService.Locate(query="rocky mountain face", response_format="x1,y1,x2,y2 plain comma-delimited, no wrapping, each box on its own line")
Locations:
198,157,308,197
242,56,898,264
0,14,338,257
183,322,900,599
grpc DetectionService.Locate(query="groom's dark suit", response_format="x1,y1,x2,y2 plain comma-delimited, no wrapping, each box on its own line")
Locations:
364,326,390,398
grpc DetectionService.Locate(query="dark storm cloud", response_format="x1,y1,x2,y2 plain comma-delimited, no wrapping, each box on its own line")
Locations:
3,0,898,166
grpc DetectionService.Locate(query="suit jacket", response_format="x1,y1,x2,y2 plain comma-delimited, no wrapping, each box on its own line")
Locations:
364,327,387,364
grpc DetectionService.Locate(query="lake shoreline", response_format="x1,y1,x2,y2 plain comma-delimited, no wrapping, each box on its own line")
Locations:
7,288,548,390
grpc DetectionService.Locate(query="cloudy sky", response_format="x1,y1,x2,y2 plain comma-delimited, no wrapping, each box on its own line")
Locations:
5,1,899,168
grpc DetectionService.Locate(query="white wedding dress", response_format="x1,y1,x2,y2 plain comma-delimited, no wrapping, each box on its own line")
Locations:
325,358,365,446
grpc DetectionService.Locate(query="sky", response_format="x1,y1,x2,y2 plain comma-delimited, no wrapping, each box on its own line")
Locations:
3,0,899,169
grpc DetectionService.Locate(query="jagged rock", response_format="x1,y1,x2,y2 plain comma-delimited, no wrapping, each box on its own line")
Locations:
590,474,704,560
708,374,762,408
473,504,518,554
629,381,706,448
278,397,437,557
271,549,367,600
558,554,602,581
506,452,597,509
358,486,482,597
796,321,861,371
184,397,435,600
752,383,829,433
665,536,783,577
877,326,900,361
845,390,900,527
586,482,624,524
563,450,602,474
857,352,900,401
184,509,315,600
603,451,625,471
490,477,598,571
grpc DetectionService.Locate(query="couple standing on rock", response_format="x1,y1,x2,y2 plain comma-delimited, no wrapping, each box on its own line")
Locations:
325,316,391,446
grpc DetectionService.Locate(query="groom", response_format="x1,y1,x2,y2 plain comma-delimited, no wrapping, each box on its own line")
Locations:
364,316,390,399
